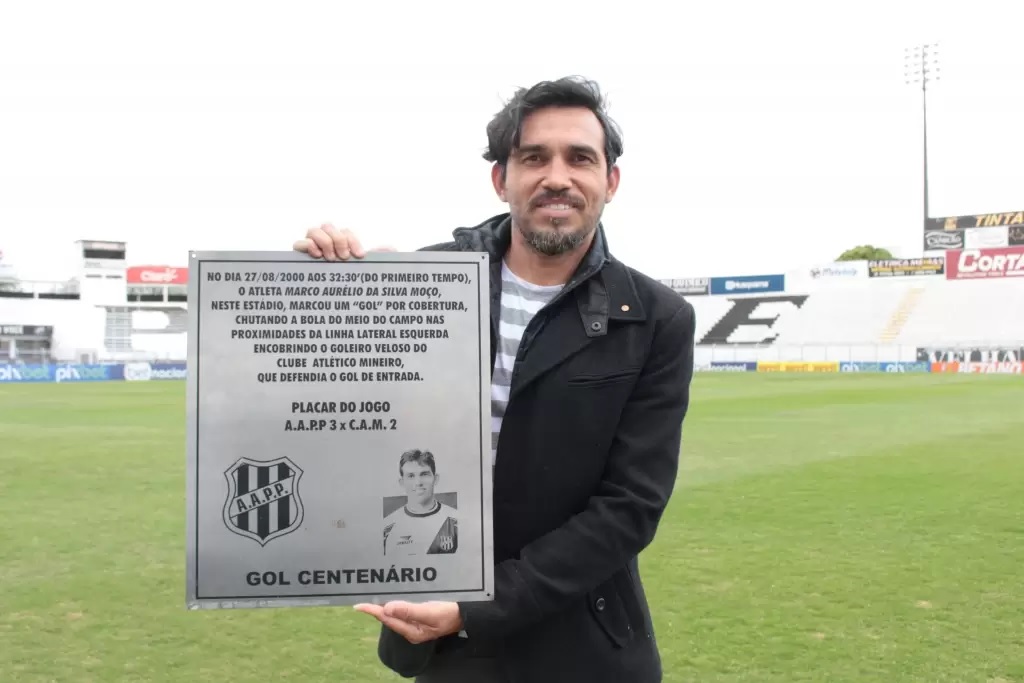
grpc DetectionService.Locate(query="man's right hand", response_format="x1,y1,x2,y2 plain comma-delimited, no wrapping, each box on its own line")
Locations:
292,223,394,261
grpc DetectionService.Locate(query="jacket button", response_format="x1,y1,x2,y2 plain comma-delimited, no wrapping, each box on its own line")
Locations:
590,321,602,331
595,597,606,611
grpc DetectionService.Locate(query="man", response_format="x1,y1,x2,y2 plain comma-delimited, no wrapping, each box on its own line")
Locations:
293,76,695,683
384,449,459,557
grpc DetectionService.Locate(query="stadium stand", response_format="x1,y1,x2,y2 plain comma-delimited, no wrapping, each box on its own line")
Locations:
664,246,1024,369
0,297,187,363
691,277,1024,351
887,278,1024,347
0,297,106,363
2,237,1023,376
771,283,909,346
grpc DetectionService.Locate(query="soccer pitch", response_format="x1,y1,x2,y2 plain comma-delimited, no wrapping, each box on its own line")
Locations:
2,374,1022,682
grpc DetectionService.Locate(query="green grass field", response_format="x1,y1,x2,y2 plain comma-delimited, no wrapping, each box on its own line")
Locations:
2,374,1023,682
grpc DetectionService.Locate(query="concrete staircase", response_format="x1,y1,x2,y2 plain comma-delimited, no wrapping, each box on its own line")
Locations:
879,286,924,343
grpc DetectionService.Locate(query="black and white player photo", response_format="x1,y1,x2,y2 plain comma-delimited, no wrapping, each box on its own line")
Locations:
382,449,458,557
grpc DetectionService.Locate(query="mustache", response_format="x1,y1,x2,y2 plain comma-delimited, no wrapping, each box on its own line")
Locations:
530,192,583,209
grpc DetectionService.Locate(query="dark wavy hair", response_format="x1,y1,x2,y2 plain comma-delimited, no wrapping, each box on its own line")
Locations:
482,76,624,177
399,449,436,476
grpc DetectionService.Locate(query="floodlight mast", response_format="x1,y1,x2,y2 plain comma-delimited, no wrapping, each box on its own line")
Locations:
905,43,941,231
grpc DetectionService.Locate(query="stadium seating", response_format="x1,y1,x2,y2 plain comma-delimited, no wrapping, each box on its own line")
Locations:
682,277,1024,350
676,273,1024,367
770,281,915,346
4,254,1023,368
888,278,1024,346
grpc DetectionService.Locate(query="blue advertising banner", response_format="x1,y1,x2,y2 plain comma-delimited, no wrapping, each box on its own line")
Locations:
0,363,54,383
122,361,188,381
0,361,189,383
839,361,931,373
706,362,758,372
882,362,930,373
709,274,785,295
0,363,121,383
54,364,120,383
839,362,882,372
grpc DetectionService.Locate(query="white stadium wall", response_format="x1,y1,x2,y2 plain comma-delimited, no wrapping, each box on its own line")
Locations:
0,297,188,363
0,298,106,363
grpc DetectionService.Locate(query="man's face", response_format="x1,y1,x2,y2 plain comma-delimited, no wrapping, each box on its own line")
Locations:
400,461,436,506
493,106,620,256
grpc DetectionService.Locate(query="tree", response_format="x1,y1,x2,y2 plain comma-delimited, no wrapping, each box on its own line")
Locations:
835,245,894,262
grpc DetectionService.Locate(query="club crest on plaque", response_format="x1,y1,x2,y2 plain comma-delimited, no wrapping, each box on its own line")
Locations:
222,456,304,546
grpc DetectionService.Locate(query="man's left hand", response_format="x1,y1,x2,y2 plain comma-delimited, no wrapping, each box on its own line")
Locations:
354,600,463,644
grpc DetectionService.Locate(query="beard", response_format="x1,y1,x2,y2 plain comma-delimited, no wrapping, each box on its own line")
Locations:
516,215,597,256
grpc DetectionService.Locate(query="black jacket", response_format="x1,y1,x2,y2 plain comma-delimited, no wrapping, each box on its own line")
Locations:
377,213,695,682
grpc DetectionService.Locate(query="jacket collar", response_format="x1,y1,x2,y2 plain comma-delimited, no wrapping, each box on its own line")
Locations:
449,212,645,327
452,211,607,272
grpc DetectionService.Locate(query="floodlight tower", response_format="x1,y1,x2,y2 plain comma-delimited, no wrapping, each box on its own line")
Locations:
905,43,941,231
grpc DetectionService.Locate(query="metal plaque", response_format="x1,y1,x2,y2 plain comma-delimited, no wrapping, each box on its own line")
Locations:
185,250,494,610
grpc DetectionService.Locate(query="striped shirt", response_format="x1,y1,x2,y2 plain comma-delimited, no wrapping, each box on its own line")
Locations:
491,261,564,465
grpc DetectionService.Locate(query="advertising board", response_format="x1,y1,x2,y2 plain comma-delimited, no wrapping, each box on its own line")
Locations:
0,324,55,338
709,274,785,296
923,230,964,251
945,246,1024,280
127,266,188,286
931,361,1023,375
704,362,757,372
839,362,931,373
867,258,944,278
927,211,1024,232
917,347,1023,363
661,277,709,296
807,263,866,280
0,363,122,383
964,226,1009,249
756,361,839,373
123,362,188,381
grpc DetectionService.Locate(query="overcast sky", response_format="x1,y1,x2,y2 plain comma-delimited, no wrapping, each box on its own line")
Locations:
2,0,1022,282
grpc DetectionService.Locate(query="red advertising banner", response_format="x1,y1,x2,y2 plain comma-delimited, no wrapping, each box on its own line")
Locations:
931,361,1024,375
931,362,960,373
945,246,1024,280
127,265,188,286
